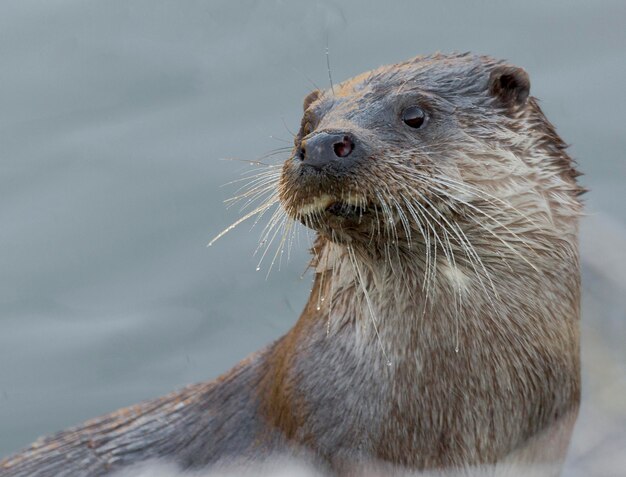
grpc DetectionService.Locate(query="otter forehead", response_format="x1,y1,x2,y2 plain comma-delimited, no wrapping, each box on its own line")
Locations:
302,53,510,135
310,53,498,112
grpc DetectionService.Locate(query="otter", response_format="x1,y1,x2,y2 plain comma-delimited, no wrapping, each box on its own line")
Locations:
0,53,583,476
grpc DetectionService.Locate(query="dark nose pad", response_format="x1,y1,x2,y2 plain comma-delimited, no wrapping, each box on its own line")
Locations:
299,132,355,170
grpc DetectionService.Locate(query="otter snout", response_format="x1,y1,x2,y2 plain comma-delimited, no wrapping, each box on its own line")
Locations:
298,132,356,171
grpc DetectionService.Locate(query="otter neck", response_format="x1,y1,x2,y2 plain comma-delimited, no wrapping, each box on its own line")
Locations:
308,236,507,360
305,227,578,354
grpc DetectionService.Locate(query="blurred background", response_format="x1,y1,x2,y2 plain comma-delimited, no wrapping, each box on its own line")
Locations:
0,1,624,475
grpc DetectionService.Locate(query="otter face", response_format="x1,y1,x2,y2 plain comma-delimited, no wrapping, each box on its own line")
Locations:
279,53,580,252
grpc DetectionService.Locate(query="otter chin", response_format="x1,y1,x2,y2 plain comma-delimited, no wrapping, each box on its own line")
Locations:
0,53,583,477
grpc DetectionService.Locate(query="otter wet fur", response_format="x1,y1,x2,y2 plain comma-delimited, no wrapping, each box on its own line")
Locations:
0,53,583,477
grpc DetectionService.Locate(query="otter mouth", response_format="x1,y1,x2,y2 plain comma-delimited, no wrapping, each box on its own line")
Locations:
325,201,369,219
297,194,371,223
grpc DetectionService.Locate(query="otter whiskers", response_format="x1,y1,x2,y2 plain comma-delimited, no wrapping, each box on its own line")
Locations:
209,160,301,278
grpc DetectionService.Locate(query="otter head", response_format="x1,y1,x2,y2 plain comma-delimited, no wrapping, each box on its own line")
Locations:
279,53,581,264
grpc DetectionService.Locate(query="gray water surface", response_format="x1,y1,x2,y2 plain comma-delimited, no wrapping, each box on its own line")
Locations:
1,1,625,475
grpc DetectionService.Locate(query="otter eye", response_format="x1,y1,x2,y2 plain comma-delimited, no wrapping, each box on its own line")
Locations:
402,106,426,129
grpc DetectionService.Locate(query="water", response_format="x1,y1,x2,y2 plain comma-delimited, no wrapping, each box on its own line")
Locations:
0,1,624,474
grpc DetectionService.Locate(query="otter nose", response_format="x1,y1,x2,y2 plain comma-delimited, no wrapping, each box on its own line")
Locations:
299,132,355,170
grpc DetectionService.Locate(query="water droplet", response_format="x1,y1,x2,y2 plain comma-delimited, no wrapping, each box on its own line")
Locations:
256,267,261,271
320,297,325,302
455,346,460,353
386,360,392,367
316,306,321,311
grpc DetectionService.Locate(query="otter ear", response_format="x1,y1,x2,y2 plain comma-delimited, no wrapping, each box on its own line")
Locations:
488,65,530,108
302,90,321,111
